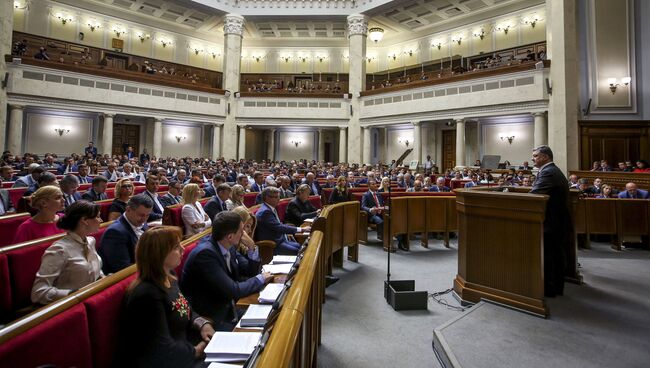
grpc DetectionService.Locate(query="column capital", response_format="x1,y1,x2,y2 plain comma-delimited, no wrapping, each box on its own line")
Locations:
153,117,164,123
213,122,223,127
239,125,247,129
103,113,115,118
339,126,347,131
412,121,421,127
224,14,245,36
346,14,368,37
532,111,547,117
9,105,25,111
454,118,465,124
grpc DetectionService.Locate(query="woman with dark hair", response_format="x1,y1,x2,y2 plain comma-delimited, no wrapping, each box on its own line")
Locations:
633,160,650,173
329,176,350,203
31,200,104,305
121,226,215,368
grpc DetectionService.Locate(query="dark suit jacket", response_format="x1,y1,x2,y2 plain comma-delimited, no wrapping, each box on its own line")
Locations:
99,216,148,274
204,196,227,221
429,185,451,192
0,190,16,214
255,203,298,244
84,146,97,158
181,237,262,325
202,184,216,198
81,188,107,202
304,181,322,196
361,191,384,214
530,163,571,235
143,191,163,221
57,164,78,175
250,182,264,193
159,192,181,207
329,187,350,204
77,175,92,184
618,189,649,199
284,198,318,226
64,192,83,207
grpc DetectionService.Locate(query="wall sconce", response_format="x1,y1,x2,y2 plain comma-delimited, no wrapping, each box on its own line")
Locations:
193,48,204,55
398,137,411,147
175,135,187,143
137,32,150,42
404,50,414,57
368,27,384,43
607,77,631,94
14,1,28,10
87,20,101,32
432,41,443,50
291,139,302,147
316,55,327,63
160,39,172,48
112,25,126,38
495,24,511,34
251,55,265,62
281,56,292,63
523,14,543,28
452,35,463,45
366,56,375,63
299,56,309,63
55,12,74,25
472,29,485,40
499,133,515,144
210,51,221,59
388,54,398,61
54,128,71,136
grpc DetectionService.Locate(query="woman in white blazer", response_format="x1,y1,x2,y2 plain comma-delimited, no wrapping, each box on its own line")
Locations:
181,183,211,237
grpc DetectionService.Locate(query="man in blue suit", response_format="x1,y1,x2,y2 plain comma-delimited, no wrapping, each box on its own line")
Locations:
302,172,322,196
84,142,97,159
142,175,164,222
99,195,152,274
182,212,273,330
60,174,82,208
256,187,310,255
618,182,649,199
362,180,408,251
56,157,78,175
205,183,231,221
250,171,265,193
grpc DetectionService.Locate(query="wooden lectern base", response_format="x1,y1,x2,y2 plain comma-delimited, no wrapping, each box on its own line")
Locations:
453,276,548,317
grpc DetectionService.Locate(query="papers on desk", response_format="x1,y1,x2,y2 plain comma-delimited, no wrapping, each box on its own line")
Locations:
208,363,243,368
239,304,273,327
258,283,285,304
205,332,262,362
303,218,315,223
262,263,293,275
270,255,297,264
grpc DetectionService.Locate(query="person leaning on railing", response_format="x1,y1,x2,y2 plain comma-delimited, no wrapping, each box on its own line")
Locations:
120,226,215,368
31,200,104,305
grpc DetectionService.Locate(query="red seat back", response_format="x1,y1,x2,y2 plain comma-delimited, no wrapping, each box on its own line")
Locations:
83,274,136,368
308,195,322,209
0,254,11,322
98,200,113,221
90,225,110,249
244,192,259,207
133,186,147,195
0,303,93,368
175,240,202,282
164,205,184,227
276,198,291,222
0,213,31,248
6,188,28,210
450,180,471,189
1,182,13,188
79,183,92,191
105,188,115,199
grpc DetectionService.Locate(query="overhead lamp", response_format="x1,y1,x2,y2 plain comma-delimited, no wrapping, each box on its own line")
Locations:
499,133,515,144
291,139,302,147
175,135,187,143
368,27,385,43
607,77,631,94
523,14,543,28
87,19,101,32
472,29,485,40
54,128,71,136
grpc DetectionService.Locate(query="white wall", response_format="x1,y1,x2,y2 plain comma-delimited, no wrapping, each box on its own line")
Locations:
386,126,414,164
161,123,202,158
25,111,94,156
276,131,316,161
481,121,534,166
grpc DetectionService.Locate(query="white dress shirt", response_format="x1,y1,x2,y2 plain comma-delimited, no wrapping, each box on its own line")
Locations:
182,202,212,236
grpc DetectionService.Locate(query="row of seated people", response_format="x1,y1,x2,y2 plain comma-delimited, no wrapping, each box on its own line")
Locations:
569,175,648,199
588,159,650,173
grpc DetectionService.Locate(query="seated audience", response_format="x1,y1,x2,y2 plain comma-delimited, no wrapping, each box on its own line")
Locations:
120,226,215,368
76,164,92,184
633,160,650,173
159,180,182,207
103,163,122,182
285,184,320,226
362,180,407,251
256,187,309,255
226,184,246,210
12,164,43,188
57,157,78,175
60,174,81,208
108,178,134,221
203,175,225,197
231,206,258,255
568,174,579,189
31,200,104,305
143,175,164,222
181,183,211,237
587,178,603,196
464,175,480,188
24,171,58,197
618,182,649,199
407,180,424,192
181,212,272,330
205,183,232,221
303,172,322,196
430,177,451,192
99,194,153,274
81,175,109,201
0,178,17,216
595,184,613,198
329,176,351,203
13,186,66,244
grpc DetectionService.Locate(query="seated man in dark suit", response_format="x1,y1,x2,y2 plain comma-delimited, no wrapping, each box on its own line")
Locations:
181,211,273,330
255,187,310,255
159,180,182,207
302,172,322,196
56,157,78,175
84,141,97,158
24,172,58,196
429,177,451,192
0,178,17,216
98,195,152,274
285,184,319,226
618,182,649,199
142,175,164,222
81,175,108,201
250,171,265,193
203,175,226,197
362,180,408,251
205,183,231,221
60,174,82,208
76,164,93,184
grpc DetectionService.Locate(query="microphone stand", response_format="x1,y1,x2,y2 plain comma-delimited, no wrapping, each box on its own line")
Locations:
384,184,392,304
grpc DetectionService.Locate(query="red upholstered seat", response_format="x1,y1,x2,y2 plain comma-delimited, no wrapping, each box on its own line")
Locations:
244,192,259,207
6,188,28,212
158,185,169,192
78,183,92,191
0,213,31,248
98,200,113,221
105,188,115,199
90,225,110,249
133,186,147,195
0,254,11,322
175,240,202,282
164,205,184,227
450,180,471,189
0,303,93,368
276,199,290,223
1,181,13,188
308,195,322,209
84,274,136,368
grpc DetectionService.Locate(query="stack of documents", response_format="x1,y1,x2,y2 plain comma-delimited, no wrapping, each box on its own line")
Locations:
258,283,285,304
270,255,297,264
262,263,293,275
239,304,273,327
205,332,262,362
208,363,242,368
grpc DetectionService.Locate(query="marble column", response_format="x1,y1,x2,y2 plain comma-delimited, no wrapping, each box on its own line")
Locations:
238,125,246,160
455,119,466,167
339,127,347,163
152,118,162,159
0,0,13,152
212,124,222,159
267,129,275,161
317,129,326,162
412,121,422,164
346,14,368,164
222,14,245,160
102,114,114,156
7,105,24,154
546,0,579,173
362,126,372,165
533,112,548,148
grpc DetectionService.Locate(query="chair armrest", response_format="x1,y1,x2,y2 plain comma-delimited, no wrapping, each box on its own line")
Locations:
256,240,277,264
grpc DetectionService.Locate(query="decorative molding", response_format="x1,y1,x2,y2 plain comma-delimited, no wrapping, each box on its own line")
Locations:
346,14,368,37
224,14,245,36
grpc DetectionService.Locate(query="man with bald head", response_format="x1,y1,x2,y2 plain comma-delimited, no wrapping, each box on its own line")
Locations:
618,182,649,199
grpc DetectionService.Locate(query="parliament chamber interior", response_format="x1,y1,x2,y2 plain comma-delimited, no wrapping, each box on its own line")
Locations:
1,0,649,367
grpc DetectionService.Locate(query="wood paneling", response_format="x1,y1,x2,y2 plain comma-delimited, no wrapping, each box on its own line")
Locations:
579,121,650,170
442,130,456,172
112,124,139,156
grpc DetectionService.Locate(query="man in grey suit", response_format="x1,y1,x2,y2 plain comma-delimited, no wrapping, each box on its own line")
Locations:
529,145,571,297
0,178,17,216
159,180,183,207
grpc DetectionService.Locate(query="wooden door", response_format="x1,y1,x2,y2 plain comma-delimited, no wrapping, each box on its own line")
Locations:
112,124,140,156
442,129,456,172
324,142,331,162
105,52,128,69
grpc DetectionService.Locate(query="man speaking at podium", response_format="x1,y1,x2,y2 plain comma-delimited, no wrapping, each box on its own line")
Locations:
529,145,570,297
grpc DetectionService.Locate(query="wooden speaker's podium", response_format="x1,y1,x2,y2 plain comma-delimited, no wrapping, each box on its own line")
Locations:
453,187,549,317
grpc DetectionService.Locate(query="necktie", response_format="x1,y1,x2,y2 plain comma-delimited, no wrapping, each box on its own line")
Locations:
224,251,232,273
373,192,380,207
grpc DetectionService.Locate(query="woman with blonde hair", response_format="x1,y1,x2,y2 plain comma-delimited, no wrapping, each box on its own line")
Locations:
13,186,66,244
329,176,350,204
226,184,246,210
378,177,391,193
31,200,104,305
181,183,211,236
108,178,134,221
120,226,215,367
231,206,258,255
